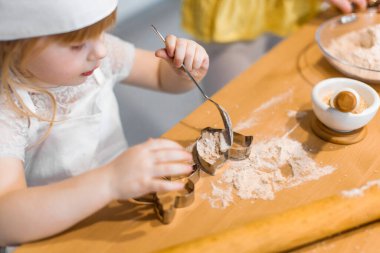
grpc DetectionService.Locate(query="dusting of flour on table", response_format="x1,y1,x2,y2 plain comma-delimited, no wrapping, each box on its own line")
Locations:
287,110,308,119
341,180,380,198
234,89,294,131
201,136,336,208
201,183,234,208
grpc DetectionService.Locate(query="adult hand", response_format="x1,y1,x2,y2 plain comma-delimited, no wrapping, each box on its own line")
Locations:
327,0,368,13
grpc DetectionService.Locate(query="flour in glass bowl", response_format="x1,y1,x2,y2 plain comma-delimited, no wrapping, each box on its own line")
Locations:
326,24,380,80
201,136,336,209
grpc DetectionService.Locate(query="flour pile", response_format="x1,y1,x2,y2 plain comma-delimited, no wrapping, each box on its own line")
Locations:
201,137,336,208
327,24,380,70
197,131,229,164
326,24,380,80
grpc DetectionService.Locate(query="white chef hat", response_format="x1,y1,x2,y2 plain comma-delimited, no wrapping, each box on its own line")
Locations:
0,0,118,41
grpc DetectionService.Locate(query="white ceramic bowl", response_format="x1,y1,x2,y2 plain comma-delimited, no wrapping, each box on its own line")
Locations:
312,78,380,132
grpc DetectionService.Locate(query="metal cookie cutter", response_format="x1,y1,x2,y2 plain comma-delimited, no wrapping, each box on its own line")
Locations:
194,127,253,175
129,165,200,224
127,127,253,224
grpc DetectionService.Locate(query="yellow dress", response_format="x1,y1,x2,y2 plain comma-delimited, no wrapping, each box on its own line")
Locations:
182,0,322,43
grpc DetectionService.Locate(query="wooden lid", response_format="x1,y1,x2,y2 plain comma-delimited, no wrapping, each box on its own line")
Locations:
333,91,357,112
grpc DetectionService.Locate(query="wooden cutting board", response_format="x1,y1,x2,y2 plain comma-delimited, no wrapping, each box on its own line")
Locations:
16,12,380,253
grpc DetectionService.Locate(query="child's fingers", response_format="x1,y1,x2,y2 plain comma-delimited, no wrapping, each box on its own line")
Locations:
201,56,210,71
192,47,203,70
150,179,185,192
165,34,177,57
145,138,184,150
173,38,187,68
193,47,208,70
155,48,171,60
184,41,196,71
154,163,193,177
152,149,193,163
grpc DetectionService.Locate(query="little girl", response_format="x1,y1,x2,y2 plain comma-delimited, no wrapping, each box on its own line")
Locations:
0,0,209,250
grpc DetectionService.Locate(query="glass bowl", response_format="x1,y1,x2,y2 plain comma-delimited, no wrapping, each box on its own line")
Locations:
316,12,380,84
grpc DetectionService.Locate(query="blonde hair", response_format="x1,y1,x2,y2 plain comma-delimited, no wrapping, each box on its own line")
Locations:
0,10,116,143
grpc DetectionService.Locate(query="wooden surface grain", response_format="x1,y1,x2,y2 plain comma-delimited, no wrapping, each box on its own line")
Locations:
16,13,380,253
158,185,380,253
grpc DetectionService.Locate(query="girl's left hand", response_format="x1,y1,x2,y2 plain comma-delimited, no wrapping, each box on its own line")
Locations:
155,35,209,82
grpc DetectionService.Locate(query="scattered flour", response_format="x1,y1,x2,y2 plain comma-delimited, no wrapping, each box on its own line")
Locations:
287,110,308,119
202,136,336,208
234,117,257,132
282,123,300,138
341,179,380,198
201,184,233,209
255,90,294,113
234,89,294,131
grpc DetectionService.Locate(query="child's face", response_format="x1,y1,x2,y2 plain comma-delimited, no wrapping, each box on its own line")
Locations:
26,33,107,87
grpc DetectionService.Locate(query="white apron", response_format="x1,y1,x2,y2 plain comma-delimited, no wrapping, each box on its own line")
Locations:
18,69,128,186
4,69,127,253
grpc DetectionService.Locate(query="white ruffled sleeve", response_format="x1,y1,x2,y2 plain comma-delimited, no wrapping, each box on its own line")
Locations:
104,33,136,83
0,97,28,161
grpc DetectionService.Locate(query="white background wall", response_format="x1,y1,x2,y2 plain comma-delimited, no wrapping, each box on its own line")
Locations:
117,0,165,20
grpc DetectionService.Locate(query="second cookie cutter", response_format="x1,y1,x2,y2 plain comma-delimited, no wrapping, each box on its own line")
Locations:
129,164,200,224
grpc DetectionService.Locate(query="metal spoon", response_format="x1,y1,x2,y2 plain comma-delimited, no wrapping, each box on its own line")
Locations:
151,25,233,146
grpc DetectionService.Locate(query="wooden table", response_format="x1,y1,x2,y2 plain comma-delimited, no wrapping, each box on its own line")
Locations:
16,13,380,253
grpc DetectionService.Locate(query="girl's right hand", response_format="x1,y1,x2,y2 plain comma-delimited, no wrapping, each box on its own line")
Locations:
106,138,193,200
